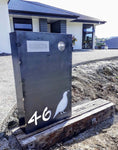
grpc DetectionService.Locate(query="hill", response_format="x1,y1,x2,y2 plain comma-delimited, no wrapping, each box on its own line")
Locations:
105,37,118,49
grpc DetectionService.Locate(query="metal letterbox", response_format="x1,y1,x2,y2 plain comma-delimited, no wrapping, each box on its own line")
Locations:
10,32,72,133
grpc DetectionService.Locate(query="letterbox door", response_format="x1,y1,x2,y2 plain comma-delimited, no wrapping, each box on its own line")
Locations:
11,32,72,133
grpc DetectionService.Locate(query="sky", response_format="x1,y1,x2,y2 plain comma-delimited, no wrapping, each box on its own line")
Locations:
26,0,118,38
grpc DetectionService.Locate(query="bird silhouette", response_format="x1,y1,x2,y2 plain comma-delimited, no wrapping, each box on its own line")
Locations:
53,90,69,119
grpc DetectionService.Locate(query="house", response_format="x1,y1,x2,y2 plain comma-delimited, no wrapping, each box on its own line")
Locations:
0,0,11,53
0,0,106,53
105,37,118,49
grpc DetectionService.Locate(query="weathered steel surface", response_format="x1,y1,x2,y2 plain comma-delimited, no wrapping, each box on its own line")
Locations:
10,32,25,123
12,99,115,150
10,31,72,133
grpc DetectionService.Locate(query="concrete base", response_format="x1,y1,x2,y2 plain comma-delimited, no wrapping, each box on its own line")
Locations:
12,99,115,150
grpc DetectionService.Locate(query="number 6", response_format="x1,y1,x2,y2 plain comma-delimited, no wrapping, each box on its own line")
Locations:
42,107,52,121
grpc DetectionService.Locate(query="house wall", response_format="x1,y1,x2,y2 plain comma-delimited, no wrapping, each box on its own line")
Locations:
32,18,40,32
47,24,51,32
9,16,96,51
10,17,14,32
67,21,83,50
9,16,67,34
60,20,66,33
0,0,11,53
67,21,96,50
39,18,48,32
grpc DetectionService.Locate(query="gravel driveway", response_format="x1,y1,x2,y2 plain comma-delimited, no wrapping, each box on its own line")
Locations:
0,56,16,131
72,49,118,66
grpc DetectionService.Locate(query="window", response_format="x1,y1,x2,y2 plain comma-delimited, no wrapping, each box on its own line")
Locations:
82,24,94,49
13,18,32,31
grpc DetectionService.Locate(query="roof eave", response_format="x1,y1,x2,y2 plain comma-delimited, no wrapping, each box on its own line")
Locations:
9,10,78,19
71,19,106,24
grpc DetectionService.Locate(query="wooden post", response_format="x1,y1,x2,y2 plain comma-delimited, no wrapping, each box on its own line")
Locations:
12,99,115,150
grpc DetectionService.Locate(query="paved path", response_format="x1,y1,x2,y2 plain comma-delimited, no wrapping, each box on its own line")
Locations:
72,49,118,67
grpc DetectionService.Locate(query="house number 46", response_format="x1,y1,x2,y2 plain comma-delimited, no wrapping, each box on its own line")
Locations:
28,107,52,126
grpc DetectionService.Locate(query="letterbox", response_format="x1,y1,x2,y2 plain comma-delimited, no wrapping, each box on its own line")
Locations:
10,32,72,133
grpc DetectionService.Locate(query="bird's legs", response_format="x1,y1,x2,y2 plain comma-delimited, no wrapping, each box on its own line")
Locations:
60,111,66,115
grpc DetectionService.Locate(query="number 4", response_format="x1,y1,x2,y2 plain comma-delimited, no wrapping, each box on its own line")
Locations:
28,111,41,126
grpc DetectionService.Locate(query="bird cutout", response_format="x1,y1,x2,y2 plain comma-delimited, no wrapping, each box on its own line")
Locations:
53,90,69,119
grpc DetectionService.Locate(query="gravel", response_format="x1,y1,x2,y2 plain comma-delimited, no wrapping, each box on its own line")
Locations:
0,56,16,132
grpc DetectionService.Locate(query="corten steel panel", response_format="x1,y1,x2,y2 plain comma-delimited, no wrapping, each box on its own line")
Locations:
10,31,72,133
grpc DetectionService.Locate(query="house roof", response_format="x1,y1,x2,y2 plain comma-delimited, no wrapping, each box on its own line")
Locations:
8,0,106,24
71,14,106,24
8,0,79,19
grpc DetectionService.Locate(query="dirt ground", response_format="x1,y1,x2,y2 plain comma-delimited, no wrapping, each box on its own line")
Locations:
0,57,118,150
54,58,118,150
72,59,118,111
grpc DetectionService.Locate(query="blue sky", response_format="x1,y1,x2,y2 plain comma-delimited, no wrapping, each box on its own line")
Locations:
26,0,118,38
